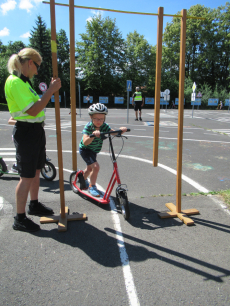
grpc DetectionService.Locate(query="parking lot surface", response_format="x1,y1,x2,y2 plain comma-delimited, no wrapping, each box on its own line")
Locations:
0,108,230,306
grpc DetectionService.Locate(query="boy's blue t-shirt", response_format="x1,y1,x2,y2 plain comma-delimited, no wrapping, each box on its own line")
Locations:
79,121,111,153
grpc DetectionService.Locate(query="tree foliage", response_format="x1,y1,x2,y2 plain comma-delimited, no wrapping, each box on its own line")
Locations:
57,29,70,104
76,14,125,97
124,31,156,95
29,15,52,92
0,3,230,107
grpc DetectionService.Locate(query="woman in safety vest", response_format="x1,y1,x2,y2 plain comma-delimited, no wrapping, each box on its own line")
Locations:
5,48,61,232
132,86,144,121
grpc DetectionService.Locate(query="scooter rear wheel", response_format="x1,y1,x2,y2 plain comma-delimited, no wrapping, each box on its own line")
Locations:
0,158,7,177
41,161,56,181
69,171,80,194
117,191,130,220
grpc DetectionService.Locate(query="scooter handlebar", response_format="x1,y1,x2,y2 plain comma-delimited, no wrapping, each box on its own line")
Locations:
89,129,130,138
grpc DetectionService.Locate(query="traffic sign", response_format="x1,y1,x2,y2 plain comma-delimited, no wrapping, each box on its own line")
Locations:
164,94,170,101
197,92,202,98
127,80,132,92
39,82,47,92
191,93,196,101
164,89,170,95
192,82,196,93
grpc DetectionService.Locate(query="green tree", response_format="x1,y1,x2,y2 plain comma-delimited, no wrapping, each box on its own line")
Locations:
76,14,125,98
57,29,70,106
200,83,213,107
162,4,230,94
29,15,52,92
124,31,155,95
215,3,230,88
5,40,26,56
0,40,7,55
0,56,9,104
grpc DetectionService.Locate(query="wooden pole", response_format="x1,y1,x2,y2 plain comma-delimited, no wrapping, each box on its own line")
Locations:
50,0,66,218
158,8,199,225
69,0,77,171
176,9,186,213
153,7,163,167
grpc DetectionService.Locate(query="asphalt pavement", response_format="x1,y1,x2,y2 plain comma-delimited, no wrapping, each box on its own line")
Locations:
0,107,230,306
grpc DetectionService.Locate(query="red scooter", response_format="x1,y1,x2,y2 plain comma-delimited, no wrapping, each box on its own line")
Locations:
69,129,130,220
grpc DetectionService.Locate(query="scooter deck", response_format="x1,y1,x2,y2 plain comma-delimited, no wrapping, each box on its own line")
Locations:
78,187,110,204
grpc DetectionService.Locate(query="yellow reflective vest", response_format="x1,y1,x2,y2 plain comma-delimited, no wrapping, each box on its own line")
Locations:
5,74,45,123
134,91,142,102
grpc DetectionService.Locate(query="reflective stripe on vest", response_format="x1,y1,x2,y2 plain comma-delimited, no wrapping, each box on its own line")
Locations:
134,92,142,102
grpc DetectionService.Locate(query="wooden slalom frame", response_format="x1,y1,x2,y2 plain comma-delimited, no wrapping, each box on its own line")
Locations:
41,2,203,227
40,0,87,231
155,9,199,225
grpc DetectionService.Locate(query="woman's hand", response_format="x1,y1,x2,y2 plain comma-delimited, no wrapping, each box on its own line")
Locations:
49,77,62,93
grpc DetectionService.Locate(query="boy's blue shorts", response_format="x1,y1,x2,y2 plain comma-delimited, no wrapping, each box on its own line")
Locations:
79,148,97,166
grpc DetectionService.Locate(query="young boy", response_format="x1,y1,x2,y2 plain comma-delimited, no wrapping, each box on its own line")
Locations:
79,103,127,197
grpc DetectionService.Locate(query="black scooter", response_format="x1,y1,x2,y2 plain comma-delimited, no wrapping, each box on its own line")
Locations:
0,155,56,181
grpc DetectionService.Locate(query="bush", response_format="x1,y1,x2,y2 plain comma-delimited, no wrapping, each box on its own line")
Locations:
0,103,9,111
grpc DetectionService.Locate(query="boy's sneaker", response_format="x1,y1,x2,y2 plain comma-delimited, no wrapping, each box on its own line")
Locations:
13,216,40,232
139,117,142,121
27,202,54,216
135,118,138,121
89,185,100,197
11,163,18,173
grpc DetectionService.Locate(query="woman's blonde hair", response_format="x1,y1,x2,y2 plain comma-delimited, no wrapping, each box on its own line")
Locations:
7,48,42,77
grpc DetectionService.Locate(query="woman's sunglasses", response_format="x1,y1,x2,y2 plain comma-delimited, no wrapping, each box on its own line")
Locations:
33,61,40,71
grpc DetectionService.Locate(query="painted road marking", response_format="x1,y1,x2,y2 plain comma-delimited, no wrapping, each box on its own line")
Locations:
145,121,154,126
1,147,229,305
212,129,230,136
0,197,13,233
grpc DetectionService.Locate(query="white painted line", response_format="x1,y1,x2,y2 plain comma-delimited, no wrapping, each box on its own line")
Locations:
126,135,230,144
99,153,210,194
0,152,16,155
0,148,16,151
109,199,140,306
213,130,230,132
0,197,13,233
207,195,230,216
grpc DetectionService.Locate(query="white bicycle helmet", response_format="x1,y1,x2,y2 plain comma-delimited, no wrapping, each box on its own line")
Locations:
88,103,108,115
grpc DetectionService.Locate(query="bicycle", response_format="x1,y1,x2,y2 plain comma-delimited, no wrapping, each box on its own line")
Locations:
69,129,131,220
0,155,56,181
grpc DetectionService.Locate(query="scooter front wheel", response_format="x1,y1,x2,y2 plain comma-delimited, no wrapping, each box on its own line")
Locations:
0,158,7,177
69,171,80,194
117,191,130,220
41,161,56,181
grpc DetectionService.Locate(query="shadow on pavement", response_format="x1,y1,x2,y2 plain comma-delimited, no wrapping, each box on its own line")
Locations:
104,227,230,283
126,201,184,230
192,217,230,234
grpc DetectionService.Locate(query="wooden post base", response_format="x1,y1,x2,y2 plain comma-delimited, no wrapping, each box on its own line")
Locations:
158,202,199,226
40,207,87,232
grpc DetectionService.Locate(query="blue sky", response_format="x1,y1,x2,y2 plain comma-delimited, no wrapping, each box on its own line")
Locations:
0,0,227,47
